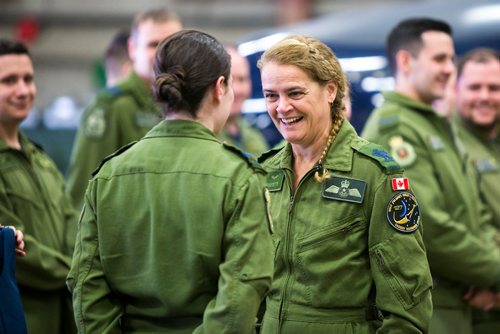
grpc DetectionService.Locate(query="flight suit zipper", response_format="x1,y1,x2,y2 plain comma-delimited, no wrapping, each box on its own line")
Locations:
277,165,321,333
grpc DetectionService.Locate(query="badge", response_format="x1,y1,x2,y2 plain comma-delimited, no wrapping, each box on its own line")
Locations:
386,192,420,233
391,177,409,191
84,108,106,138
322,177,366,204
264,187,274,233
266,170,284,192
389,136,416,167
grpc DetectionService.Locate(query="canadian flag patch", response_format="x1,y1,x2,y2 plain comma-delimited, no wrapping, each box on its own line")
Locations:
391,177,409,191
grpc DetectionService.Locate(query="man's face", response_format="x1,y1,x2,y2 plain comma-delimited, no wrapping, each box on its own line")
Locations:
0,54,36,126
227,48,252,117
407,31,455,104
129,19,182,82
456,59,500,128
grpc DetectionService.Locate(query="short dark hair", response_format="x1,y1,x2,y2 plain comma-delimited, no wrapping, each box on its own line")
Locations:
386,18,452,74
104,29,130,78
457,48,499,78
153,30,231,117
0,39,30,57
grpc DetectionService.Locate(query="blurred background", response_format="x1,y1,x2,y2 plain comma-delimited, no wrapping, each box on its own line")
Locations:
0,0,498,172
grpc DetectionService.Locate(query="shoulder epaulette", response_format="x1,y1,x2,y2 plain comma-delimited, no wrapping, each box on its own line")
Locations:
222,142,265,173
355,142,401,173
378,114,399,129
27,138,44,152
103,85,124,97
257,144,285,164
92,141,137,177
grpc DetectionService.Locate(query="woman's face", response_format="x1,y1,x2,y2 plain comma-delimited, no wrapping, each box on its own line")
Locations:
261,62,336,147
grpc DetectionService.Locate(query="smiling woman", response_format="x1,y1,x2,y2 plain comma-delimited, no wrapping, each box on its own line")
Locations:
257,34,433,334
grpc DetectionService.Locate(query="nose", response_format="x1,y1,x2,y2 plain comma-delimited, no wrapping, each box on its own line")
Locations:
276,96,293,114
15,80,31,96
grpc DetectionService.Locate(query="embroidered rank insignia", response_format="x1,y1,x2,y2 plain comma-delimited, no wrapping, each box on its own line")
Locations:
322,177,366,203
84,108,106,138
389,135,416,167
266,170,284,192
386,192,420,233
264,187,274,233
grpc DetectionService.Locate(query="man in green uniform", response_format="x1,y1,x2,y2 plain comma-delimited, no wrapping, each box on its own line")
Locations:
362,18,500,334
217,45,269,157
453,48,500,333
66,8,182,210
0,39,77,333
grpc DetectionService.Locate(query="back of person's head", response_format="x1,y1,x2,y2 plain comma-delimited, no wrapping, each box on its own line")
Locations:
153,30,231,117
257,35,346,117
457,48,499,78
386,17,452,74
104,29,131,85
0,39,30,58
130,8,181,41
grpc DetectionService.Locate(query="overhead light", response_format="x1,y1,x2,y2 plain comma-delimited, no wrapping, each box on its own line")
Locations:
238,33,290,56
339,56,387,72
463,4,500,24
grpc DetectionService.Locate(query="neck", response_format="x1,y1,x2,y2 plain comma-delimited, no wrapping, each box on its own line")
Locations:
395,76,432,106
0,123,21,150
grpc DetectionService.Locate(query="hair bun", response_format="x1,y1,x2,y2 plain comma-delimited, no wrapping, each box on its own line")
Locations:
153,66,186,108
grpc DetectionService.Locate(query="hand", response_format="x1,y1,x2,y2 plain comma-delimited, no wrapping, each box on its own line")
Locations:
464,287,498,311
0,225,26,257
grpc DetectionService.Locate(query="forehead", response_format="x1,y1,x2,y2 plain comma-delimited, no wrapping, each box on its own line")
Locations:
461,60,500,83
0,54,34,77
135,19,182,43
261,62,312,88
419,30,454,56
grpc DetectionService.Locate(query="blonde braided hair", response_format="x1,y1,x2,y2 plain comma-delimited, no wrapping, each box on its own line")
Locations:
258,34,348,183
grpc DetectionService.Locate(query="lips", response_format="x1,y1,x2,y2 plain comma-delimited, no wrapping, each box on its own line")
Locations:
280,116,303,125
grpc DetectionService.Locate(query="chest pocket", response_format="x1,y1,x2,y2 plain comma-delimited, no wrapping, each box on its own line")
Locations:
294,216,370,308
1,164,43,210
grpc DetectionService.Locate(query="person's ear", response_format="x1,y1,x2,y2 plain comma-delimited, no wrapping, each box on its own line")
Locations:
326,81,337,104
213,76,227,102
396,49,412,74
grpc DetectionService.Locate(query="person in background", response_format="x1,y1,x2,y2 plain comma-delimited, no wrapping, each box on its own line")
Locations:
103,29,132,88
257,34,432,333
0,38,77,333
67,30,274,333
217,45,269,157
361,18,500,334
453,48,500,334
66,8,182,210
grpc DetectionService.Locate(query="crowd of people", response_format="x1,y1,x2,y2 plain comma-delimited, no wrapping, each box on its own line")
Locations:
0,6,498,334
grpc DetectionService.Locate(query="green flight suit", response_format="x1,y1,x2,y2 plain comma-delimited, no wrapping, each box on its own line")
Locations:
0,133,77,334
454,114,500,334
217,118,269,157
66,70,162,210
67,120,274,333
259,120,433,333
362,92,500,334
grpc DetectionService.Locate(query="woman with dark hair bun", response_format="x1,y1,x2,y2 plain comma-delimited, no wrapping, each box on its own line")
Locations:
68,30,274,333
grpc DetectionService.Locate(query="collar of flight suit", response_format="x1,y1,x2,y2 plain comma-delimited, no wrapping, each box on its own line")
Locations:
143,119,220,143
119,70,161,113
265,119,358,174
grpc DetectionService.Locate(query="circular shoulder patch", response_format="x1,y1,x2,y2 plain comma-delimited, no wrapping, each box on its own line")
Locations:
84,108,107,138
389,136,416,167
386,192,420,233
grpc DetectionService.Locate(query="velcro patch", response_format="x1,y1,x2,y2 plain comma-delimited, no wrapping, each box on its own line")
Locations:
386,192,420,233
265,170,284,192
322,177,366,203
